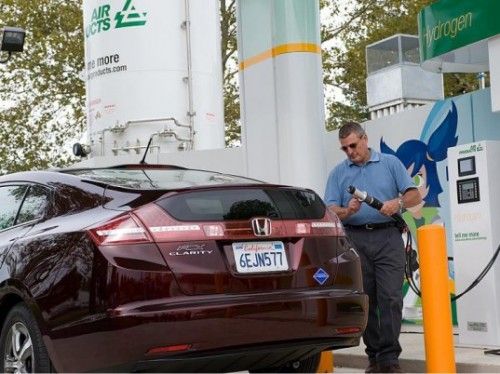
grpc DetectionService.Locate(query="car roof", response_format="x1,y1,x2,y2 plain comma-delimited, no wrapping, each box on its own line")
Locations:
0,164,270,191
61,164,267,190
58,163,189,172
0,170,80,185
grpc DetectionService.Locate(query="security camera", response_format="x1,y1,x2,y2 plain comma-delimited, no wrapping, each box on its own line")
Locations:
0,26,26,63
73,143,91,157
1,27,25,53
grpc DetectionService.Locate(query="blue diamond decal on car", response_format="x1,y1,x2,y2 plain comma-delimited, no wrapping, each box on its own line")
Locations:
313,268,329,285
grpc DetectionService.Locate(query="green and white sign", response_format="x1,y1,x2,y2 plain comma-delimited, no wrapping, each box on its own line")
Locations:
418,0,500,72
458,142,484,155
85,0,147,37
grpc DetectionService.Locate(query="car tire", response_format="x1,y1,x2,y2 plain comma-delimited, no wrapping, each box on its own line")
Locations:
0,303,52,373
252,352,322,373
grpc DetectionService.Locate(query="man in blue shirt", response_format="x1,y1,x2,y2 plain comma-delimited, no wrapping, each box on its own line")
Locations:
325,122,421,373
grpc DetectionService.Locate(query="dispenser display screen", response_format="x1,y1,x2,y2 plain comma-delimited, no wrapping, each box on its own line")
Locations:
457,177,480,204
458,156,476,176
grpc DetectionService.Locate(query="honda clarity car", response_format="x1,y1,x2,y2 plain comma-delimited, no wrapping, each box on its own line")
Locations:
0,164,367,372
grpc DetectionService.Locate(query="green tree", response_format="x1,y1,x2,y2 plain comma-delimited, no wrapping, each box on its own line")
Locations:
0,0,84,175
0,0,242,164
221,0,345,146
220,0,240,147
0,0,481,170
325,0,479,131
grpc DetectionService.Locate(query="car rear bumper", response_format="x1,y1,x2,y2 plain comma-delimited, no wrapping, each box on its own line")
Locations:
48,289,368,372
115,338,359,373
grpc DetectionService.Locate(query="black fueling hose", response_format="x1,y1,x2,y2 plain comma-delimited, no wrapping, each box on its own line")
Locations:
451,243,500,301
346,186,406,228
403,235,500,301
346,185,500,302
347,186,420,295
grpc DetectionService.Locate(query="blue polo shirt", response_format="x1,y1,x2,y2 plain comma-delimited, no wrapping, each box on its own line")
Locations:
324,149,415,225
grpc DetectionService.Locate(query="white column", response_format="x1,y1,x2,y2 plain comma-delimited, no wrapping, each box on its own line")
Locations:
237,0,327,194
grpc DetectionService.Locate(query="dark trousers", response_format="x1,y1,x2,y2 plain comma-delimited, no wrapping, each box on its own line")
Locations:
346,226,405,365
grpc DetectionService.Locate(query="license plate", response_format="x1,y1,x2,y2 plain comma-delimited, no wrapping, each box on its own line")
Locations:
232,241,288,274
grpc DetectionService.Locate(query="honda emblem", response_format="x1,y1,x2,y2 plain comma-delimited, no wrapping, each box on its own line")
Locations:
251,217,272,236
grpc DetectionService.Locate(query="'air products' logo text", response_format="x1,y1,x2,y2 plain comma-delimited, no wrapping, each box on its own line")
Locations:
86,0,147,38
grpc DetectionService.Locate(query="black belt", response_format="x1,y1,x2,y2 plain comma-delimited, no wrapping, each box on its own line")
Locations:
344,222,397,230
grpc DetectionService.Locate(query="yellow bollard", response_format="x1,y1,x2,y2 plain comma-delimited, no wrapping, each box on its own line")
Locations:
417,224,456,373
316,351,334,373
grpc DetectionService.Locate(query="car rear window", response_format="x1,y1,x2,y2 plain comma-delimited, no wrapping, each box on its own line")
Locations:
0,185,28,230
64,168,261,189
16,185,51,225
156,188,326,221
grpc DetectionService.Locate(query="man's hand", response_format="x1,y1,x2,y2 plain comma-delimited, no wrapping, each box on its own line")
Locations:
328,198,361,221
347,197,362,215
380,198,400,217
380,189,423,217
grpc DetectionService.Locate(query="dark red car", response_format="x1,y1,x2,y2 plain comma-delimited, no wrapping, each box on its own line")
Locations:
0,165,367,372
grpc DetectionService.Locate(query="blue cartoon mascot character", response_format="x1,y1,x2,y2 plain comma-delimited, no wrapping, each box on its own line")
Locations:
380,101,458,233
380,101,458,322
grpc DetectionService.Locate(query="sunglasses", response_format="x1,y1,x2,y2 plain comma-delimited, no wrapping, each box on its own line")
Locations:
340,136,365,152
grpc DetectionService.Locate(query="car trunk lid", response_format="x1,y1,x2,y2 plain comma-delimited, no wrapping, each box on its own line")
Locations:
133,186,345,296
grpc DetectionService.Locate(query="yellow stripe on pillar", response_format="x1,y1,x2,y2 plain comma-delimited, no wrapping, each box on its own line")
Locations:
239,43,321,70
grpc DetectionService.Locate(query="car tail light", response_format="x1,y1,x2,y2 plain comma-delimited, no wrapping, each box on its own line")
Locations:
326,208,346,236
88,214,152,245
295,223,310,235
289,209,345,237
146,344,192,356
203,224,224,237
134,204,208,242
99,203,347,243
292,222,333,236
335,326,362,334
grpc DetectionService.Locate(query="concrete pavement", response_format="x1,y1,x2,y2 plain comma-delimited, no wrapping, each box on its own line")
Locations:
333,324,500,373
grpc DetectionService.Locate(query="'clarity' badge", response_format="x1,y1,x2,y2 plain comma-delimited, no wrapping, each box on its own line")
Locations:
313,268,329,285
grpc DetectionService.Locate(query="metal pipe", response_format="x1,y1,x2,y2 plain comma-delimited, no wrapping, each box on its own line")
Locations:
124,117,190,129
111,144,160,155
158,129,191,142
183,0,195,150
110,130,191,155
477,72,486,90
100,117,191,156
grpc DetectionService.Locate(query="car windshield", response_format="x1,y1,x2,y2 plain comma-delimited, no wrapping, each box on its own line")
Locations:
64,168,262,190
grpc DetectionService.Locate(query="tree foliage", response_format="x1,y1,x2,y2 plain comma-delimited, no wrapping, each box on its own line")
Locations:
323,0,479,131
0,0,84,175
220,0,240,147
221,0,344,145
0,0,482,173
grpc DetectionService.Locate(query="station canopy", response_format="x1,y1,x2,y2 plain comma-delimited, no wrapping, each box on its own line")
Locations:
418,0,500,73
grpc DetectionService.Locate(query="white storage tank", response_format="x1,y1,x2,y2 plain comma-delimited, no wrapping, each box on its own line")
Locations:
82,0,225,157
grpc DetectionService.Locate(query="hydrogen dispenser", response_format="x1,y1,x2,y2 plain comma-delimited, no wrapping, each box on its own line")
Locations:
448,141,500,348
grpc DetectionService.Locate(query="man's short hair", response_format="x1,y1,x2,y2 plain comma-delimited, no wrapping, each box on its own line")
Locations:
339,121,366,139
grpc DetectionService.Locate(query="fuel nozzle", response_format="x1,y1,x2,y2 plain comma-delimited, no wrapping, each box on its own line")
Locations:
347,185,406,228
347,185,383,210
347,187,419,284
